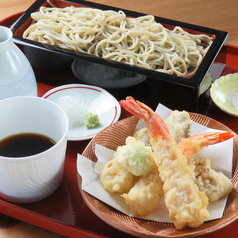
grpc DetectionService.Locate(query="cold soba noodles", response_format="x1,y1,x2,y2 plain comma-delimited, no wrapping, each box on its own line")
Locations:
23,6,213,77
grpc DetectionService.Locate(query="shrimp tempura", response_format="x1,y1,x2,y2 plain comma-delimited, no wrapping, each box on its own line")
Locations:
120,96,209,229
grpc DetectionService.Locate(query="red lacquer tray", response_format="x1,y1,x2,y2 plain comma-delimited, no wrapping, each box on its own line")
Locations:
1,13,238,238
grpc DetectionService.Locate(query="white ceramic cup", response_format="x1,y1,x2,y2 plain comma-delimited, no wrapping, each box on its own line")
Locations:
0,96,69,203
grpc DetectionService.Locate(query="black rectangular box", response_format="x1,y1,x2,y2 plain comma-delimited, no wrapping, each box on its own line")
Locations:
10,0,228,111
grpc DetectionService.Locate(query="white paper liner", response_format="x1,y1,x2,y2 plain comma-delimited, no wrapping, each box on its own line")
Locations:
77,104,233,223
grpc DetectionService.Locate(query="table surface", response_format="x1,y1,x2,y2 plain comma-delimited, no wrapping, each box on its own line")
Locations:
0,0,238,237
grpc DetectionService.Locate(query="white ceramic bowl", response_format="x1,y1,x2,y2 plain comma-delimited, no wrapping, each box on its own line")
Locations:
210,73,238,117
0,96,69,203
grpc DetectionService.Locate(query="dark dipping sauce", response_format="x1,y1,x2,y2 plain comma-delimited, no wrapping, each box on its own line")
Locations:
0,133,56,157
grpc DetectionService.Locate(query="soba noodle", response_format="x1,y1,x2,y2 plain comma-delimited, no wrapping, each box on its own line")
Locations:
23,6,213,77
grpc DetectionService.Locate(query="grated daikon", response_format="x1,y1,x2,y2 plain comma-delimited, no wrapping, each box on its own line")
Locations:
57,95,87,128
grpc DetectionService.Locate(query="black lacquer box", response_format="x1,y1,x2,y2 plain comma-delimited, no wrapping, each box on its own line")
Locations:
10,0,228,112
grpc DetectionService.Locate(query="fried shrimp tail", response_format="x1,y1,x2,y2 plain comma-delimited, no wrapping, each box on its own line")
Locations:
119,96,209,230
119,96,170,139
178,131,234,159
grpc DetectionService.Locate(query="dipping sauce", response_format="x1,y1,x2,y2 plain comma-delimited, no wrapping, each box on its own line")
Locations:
0,133,56,157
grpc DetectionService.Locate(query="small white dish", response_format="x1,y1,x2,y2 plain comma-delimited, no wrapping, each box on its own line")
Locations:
210,73,238,117
42,84,121,141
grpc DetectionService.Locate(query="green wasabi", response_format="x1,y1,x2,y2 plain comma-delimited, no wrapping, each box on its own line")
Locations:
85,113,100,129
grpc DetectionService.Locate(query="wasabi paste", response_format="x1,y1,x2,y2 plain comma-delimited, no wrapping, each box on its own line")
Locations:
85,113,100,129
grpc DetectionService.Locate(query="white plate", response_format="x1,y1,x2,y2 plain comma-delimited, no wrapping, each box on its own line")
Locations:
42,84,121,141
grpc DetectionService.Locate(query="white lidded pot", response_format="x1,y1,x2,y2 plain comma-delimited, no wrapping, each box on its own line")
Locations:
0,26,37,99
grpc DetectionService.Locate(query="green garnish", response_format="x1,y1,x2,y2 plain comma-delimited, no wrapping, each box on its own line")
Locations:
85,113,100,129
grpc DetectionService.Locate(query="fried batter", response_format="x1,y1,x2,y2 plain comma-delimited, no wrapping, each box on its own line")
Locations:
165,110,192,143
114,136,156,176
100,160,135,193
122,168,164,216
193,157,233,203
133,128,151,146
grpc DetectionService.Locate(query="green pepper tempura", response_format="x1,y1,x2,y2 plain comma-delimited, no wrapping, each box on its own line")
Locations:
85,113,100,129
